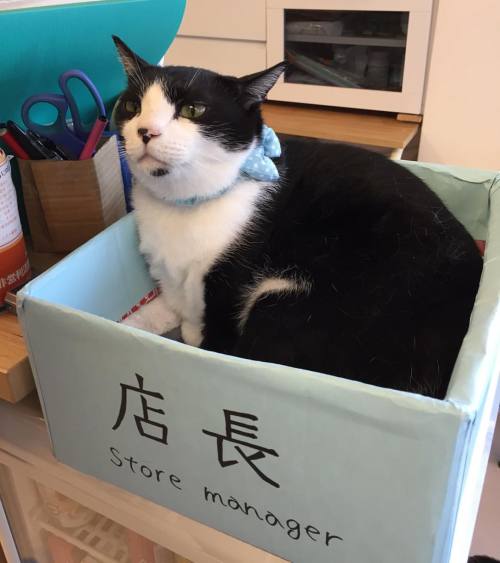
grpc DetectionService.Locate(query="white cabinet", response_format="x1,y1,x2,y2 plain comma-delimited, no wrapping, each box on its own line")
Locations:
165,0,267,77
165,37,266,77
166,0,434,113
266,0,433,113
177,0,266,41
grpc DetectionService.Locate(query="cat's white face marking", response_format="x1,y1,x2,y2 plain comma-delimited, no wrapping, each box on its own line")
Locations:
122,80,252,204
122,82,196,177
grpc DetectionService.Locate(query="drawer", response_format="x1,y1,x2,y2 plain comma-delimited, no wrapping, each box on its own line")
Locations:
164,37,267,76
178,0,266,41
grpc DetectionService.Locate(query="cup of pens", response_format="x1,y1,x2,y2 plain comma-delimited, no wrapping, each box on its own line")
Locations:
0,69,128,254
0,117,107,162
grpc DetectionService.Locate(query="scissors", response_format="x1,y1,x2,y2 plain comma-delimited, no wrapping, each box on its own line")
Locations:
21,69,107,159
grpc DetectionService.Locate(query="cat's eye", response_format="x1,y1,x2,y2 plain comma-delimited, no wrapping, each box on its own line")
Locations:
180,103,206,119
124,100,140,115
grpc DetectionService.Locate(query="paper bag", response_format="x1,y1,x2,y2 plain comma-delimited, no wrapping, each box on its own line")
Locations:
18,136,126,253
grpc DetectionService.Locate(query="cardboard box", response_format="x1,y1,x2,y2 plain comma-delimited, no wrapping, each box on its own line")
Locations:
18,136,126,253
17,162,500,563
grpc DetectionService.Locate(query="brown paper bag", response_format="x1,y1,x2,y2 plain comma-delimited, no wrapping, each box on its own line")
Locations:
18,135,126,253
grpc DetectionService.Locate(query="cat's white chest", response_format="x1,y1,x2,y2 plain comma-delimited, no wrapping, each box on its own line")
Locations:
132,180,263,332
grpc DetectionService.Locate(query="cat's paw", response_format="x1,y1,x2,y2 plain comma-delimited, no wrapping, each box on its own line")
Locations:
181,322,203,347
122,298,180,335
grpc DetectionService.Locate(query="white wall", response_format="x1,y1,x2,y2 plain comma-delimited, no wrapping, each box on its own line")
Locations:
418,0,500,169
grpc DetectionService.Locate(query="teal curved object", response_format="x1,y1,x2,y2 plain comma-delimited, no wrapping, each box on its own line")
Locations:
0,0,185,126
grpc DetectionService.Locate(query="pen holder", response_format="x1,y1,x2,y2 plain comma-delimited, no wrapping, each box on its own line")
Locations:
18,136,126,253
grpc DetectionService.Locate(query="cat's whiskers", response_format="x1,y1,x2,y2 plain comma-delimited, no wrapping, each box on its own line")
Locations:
185,69,201,90
135,56,148,89
128,68,146,92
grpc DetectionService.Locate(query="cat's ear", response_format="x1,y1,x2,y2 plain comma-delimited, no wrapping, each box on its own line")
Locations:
112,35,149,80
238,62,287,109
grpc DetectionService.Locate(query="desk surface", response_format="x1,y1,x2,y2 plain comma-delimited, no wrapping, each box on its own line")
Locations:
0,246,64,403
262,102,420,153
0,311,33,402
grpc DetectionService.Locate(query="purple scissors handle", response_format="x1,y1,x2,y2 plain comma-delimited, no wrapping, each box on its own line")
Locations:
21,92,85,159
59,69,106,141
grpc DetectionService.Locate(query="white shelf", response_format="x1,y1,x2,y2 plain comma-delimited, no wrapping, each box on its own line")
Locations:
286,33,406,47
34,506,130,563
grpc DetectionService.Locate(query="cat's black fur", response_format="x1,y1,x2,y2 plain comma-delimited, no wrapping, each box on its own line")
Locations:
114,37,483,399
202,139,482,398
113,55,270,150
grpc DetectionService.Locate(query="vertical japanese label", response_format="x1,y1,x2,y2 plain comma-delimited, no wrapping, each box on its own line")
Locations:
0,155,22,248
0,154,31,302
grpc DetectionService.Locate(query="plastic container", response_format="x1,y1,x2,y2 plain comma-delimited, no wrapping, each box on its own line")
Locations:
286,20,343,36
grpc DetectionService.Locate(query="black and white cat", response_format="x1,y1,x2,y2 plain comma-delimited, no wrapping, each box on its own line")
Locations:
114,36,482,399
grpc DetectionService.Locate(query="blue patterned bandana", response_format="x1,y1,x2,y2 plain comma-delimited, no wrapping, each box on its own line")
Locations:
241,125,281,182
174,125,281,206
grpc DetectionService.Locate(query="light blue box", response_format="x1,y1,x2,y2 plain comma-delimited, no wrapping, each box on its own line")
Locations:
18,162,500,563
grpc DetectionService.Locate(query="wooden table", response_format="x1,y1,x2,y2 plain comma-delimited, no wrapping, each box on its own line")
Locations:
262,102,421,160
0,311,33,403
0,247,64,403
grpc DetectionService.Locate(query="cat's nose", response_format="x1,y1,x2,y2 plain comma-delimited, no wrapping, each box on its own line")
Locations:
137,127,161,144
